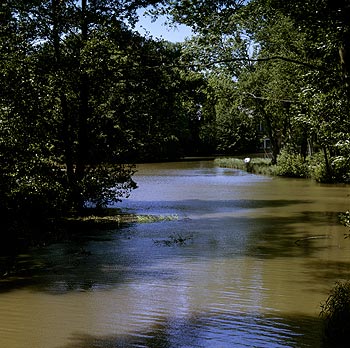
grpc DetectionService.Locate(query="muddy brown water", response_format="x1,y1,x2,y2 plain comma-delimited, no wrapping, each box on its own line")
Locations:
1,160,350,347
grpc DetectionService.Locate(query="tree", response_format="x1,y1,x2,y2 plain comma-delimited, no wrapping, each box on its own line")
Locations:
1,0,210,235
235,10,312,163
1,0,178,226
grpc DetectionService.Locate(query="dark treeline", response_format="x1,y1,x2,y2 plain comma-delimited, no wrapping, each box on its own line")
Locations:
1,0,350,247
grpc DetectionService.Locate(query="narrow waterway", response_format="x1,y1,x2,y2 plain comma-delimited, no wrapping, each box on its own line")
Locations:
1,160,350,348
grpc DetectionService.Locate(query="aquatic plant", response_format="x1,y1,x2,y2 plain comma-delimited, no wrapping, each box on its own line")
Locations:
66,211,178,223
136,215,179,223
153,233,193,246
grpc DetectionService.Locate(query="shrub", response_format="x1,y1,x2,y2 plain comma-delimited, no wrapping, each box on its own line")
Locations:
308,151,350,183
320,281,350,345
339,211,350,239
308,152,331,183
276,149,309,178
331,155,350,183
339,211,350,228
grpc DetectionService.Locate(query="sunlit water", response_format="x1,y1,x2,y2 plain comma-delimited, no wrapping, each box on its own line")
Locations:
1,160,350,348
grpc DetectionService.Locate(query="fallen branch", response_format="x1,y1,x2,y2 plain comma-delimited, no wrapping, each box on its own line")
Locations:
295,235,332,245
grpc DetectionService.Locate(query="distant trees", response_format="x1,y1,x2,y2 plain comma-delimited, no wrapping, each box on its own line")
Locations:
162,0,350,178
202,73,259,155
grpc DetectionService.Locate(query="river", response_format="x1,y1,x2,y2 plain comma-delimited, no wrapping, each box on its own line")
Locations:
1,160,350,347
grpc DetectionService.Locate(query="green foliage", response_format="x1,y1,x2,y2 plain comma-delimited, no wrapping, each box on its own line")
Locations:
136,214,178,223
332,138,350,183
320,281,350,345
81,164,137,209
216,151,349,183
215,158,248,171
276,149,309,178
81,32,199,162
163,0,350,173
207,74,260,154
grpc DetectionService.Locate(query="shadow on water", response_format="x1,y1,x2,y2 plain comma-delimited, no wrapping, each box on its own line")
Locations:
246,212,344,259
119,198,313,216
0,203,349,294
303,259,350,283
0,222,186,294
57,312,327,348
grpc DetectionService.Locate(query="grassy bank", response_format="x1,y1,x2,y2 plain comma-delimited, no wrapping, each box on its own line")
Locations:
64,211,178,228
215,157,278,176
49,209,178,241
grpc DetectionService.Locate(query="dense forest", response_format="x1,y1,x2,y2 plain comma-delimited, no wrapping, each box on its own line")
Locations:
1,0,349,241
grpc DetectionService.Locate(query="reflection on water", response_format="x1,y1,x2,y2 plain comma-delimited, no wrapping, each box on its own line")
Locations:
1,160,350,348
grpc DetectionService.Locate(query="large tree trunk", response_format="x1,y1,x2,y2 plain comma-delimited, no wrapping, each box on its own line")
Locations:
52,0,90,210
256,101,280,164
266,120,280,165
51,0,75,188
76,0,89,185
337,0,350,98
339,40,350,90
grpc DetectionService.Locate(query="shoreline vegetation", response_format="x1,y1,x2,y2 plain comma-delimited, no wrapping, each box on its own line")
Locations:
215,151,350,184
46,210,180,242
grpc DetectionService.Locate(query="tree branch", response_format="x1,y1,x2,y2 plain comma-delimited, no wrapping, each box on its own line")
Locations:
243,92,295,103
189,56,322,70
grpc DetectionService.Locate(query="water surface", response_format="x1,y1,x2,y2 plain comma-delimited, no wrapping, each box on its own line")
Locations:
1,160,350,347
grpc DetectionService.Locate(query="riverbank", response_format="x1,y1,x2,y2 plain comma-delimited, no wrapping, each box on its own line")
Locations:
214,152,336,182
